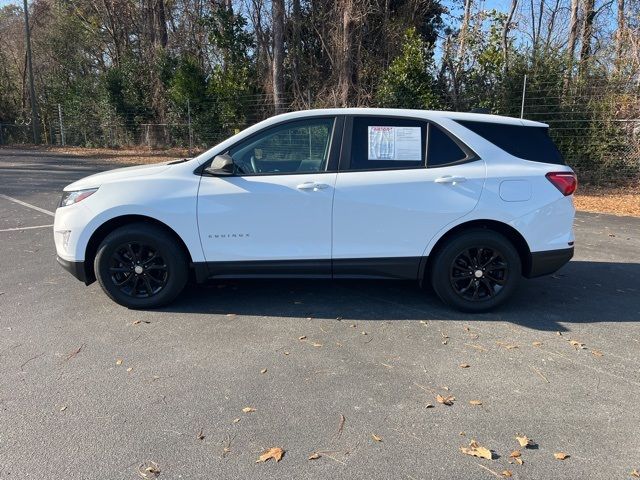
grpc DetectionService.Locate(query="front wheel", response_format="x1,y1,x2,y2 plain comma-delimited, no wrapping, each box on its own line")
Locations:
94,223,188,309
429,230,521,313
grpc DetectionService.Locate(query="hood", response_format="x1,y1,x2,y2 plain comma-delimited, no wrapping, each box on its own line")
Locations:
63,162,172,191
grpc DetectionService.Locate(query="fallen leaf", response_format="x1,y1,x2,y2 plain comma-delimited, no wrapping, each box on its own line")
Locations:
502,470,513,477
284,351,290,355
372,433,383,442
569,339,586,350
554,452,569,460
514,457,524,465
232,418,240,424
631,469,640,478
516,435,534,448
59,406,67,411
591,350,604,357
137,461,161,479
116,359,123,365
242,407,256,413
197,429,205,440
510,450,521,458
556,331,562,336
459,431,466,436
260,368,267,374
298,335,307,341
256,447,284,463
132,320,151,325
460,440,493,460
126,367,133,372
361,331,367,335
312,342,323,347
532,341,543,347
436,394,455,406
469,400,483,406
425,403,434,408
459,363,471,368
308,453,321,460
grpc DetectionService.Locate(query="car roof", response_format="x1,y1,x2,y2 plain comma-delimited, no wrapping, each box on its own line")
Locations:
268,108,547,128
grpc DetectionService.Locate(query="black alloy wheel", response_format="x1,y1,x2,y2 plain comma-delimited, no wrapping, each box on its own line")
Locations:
109,242,169,298
430,229,521,312
449,246,508,302
94,223,188,308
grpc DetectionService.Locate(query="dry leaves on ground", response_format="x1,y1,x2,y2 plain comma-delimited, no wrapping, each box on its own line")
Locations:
592,350,604,357
554,452,569,460
460,440,493,460
242,407,256,413
502,470,513,477
436,394,455,406
308,453,321,460
137,461,161,479
469,400,483,406
569,339,587,350
115,359,123,365
256,447,284,463
509,450,523,465
516,435,535,448
372,433,383,442
532,341,543,347
459,363,471,368
260,368,267,374
631,469,640,478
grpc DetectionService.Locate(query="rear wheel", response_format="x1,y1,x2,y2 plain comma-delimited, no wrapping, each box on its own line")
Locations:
430,230,521,312
94,223,188,308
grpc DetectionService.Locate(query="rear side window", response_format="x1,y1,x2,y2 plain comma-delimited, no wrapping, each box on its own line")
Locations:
427,124,469,167
456,120,565,165
349,117,427,170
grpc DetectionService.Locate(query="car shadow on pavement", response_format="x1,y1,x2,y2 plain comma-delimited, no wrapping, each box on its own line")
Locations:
163,260,640,332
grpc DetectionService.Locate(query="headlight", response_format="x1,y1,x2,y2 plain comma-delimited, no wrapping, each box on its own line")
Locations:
59,188,98,207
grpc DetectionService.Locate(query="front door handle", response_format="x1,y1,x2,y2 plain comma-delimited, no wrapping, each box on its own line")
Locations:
297,182,329,191
435,175,467,185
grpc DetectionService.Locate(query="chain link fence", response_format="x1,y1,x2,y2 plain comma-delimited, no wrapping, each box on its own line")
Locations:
2,79,639,187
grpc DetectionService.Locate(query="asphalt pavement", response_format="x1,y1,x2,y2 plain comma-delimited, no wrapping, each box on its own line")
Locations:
1,147,639,479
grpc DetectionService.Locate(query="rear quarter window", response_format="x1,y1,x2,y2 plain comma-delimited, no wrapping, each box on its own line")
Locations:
456,120,565,165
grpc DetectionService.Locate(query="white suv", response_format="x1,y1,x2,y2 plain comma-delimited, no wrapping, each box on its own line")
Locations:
54,108,576,312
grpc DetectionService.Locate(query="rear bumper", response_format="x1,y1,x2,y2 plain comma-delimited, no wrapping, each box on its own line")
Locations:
56,255,88,283
526,247,574,278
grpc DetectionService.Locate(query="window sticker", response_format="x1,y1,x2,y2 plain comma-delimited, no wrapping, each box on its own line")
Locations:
368,126,421,161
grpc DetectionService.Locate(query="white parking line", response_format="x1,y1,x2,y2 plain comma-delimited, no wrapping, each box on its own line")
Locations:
0,224,53,232
0,194,55,217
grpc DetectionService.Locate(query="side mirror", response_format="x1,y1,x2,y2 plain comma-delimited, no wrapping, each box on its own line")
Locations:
204,154,235,176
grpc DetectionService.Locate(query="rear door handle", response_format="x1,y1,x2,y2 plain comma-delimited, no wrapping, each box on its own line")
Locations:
297,182,329,191
435,175,467,185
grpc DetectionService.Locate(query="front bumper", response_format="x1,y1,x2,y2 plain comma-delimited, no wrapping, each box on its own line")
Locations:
526,247,574,278
56,255,88,283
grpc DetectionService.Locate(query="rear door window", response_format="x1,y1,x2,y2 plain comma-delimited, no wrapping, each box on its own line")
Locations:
348,117,427,170
456,120,565,165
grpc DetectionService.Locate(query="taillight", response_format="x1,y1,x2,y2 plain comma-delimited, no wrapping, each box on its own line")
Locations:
546,172,577,196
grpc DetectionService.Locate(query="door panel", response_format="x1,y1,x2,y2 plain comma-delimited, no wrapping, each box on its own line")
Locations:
197,173,337,264
332,164,484,262
332,116,485,272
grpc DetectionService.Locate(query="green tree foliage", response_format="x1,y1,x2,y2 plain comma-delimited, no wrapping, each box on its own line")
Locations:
377,28,439,110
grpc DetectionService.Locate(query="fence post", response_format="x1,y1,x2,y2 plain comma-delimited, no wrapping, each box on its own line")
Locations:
187,99,193,156
520,74,527,119
57,103,66,146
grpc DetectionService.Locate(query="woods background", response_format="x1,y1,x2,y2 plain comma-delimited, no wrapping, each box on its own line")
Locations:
0,0,639,185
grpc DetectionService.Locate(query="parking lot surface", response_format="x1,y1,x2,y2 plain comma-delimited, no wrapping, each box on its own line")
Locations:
1,147,639,479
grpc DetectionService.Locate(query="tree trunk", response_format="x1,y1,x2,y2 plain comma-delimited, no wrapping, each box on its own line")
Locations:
615,0,626,73
456,0,472,77
337,0,355,106
564,0,580,88
579,0,595,75
502,0,518,75
272,0,285,113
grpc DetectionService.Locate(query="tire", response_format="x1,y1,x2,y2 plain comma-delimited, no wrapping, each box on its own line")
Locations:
94,223,188,309
429,229,521,313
